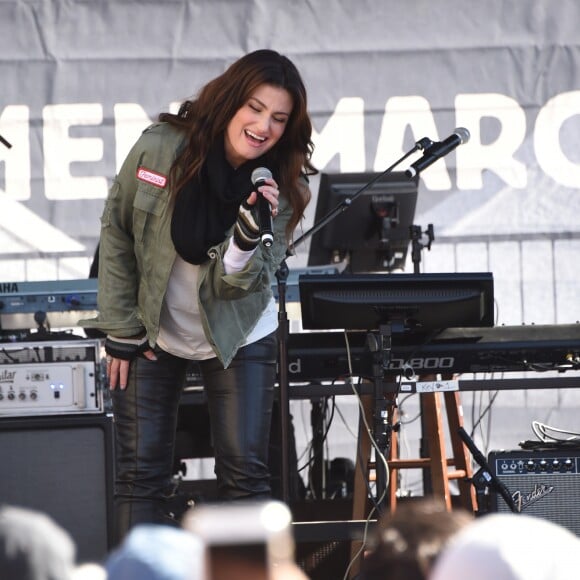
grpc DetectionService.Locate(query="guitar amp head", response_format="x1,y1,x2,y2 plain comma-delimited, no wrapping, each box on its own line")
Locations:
0,339,105,416
488,449,580,536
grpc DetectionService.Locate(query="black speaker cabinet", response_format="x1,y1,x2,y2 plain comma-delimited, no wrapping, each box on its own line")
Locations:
0,413,114,563
488,449,580,536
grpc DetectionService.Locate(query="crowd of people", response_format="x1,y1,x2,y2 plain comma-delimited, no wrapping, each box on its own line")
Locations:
356,498,580,580
3,498,580,580
0,501,308,580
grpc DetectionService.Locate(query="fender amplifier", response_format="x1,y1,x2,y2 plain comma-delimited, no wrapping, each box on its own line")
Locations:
488,449,580,536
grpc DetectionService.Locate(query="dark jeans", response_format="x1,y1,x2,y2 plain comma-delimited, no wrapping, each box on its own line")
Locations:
110,332,277,543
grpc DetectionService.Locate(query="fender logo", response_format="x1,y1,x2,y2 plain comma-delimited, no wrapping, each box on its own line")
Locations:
136,167,167,188
512,483,554,512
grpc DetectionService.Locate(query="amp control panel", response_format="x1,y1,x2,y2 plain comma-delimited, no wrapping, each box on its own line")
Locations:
0,339,105,416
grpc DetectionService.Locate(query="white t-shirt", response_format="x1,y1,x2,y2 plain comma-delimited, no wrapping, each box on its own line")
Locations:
157,240,278,360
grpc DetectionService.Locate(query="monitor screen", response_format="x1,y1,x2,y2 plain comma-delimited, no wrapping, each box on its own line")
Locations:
307,171,419,273
298,272,495,332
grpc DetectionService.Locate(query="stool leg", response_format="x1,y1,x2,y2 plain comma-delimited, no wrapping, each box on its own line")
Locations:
350,394,374,578
423,392,453,510
445,391,477,512
387,404,399,511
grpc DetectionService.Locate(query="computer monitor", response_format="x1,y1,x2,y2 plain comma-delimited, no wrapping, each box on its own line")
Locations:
307,171,419,273
299,272,495,332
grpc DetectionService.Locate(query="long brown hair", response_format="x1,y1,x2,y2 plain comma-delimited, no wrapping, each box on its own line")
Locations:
159,49,317,238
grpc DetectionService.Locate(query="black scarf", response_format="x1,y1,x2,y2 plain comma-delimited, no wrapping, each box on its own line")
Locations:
171,140,275,265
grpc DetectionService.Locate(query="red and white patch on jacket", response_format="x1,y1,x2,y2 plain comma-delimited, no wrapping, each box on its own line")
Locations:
136,166,168,188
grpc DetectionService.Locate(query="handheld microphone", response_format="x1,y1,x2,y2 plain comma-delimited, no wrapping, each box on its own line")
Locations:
405,127,470,178
251,167,274,247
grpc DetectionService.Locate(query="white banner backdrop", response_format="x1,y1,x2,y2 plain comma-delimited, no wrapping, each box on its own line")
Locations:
2,1,579,273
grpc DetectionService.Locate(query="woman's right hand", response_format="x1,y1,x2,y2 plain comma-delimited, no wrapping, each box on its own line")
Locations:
104,335,157,390
106,349,156,390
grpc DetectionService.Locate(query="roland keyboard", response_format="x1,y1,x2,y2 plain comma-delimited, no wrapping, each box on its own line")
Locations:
285,324,580,382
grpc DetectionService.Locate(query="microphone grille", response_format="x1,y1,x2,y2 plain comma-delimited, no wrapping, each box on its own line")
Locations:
251,167,272,185
454,127,471,144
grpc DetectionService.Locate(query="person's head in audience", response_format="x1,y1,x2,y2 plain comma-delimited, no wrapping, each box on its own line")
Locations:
359,498,473,580
71,563,107,580
205,544,309,580
105,524,205,580
182,500,309,580
0,504,76,580
429,512,580,580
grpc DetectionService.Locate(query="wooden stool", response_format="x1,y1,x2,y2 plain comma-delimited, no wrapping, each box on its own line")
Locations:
348,389,476,578
353,390,476,514
387,390,476,512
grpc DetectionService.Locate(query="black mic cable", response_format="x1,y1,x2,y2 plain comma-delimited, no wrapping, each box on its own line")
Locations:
458,426,519,513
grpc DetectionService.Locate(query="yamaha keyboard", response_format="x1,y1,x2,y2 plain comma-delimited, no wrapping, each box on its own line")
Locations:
0,268,337,332
0,270,310,333
0,267,339,316
286,324,580,382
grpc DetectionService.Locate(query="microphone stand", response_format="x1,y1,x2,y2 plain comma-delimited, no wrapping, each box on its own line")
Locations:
275,139,429,503
457,427,519,514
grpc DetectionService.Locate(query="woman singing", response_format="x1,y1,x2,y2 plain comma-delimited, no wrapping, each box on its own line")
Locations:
82,49,316,542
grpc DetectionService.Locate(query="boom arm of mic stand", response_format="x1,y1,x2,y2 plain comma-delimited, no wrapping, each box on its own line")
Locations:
274,143,425,503
0,134,12,149
287,143,423,257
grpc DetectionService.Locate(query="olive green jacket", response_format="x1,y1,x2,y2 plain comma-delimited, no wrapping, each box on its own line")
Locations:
80,122,293,368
